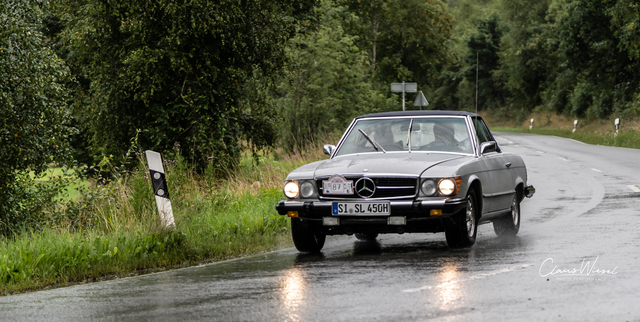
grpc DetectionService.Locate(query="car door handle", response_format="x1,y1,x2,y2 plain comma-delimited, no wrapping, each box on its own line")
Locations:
505,162,512,168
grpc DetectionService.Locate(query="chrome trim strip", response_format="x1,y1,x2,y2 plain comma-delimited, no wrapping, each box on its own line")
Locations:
420,200,447,207
483,191,516,198
316,174,419,179
377,186,415,189
319,195,417,201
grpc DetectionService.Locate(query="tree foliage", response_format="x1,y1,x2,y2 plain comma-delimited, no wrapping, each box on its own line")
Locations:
432,0,640,121
275,0,396,151
0,0,74,234
342,0,454,88
54,0,317,172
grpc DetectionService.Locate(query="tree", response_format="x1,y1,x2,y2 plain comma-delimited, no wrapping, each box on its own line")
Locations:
464,14,508,110
496,0,552,111
0,0,74,234
343,0,454,90
55,0,317,172
543,0,637,118
275,0,393,151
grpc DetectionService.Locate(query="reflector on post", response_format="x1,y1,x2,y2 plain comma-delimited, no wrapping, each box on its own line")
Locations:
145,150,175,228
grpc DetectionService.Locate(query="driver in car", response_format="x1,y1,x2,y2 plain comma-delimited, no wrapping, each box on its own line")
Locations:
431,123,471,152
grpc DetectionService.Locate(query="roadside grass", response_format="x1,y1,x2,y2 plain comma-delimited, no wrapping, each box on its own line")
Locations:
481,110,640,150
0,143,327,294
492,127,640,150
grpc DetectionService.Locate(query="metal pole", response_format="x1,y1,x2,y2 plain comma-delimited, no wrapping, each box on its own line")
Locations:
476,52,479,115
402,81,406,111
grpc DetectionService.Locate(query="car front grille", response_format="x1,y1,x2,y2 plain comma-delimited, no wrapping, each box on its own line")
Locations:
317,177,418,200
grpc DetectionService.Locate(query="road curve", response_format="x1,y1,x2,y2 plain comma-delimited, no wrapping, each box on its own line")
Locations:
1,132,639,321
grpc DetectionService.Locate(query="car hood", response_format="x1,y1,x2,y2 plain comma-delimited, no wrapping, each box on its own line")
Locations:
299,153,467,179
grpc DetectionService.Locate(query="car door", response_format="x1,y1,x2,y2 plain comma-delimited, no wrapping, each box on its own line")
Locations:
472,116,515,215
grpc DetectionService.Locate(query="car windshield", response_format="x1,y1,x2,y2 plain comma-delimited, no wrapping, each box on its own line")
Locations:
334,117,472,156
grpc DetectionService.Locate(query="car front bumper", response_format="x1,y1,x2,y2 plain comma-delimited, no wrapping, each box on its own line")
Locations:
276,198,467,235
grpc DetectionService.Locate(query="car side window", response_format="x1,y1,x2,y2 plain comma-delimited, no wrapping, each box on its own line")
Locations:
473,117,492,144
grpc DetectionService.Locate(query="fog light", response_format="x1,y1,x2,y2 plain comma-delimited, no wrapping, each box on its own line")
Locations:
287,211,299,218
323,217,340,226
430,209,443,216
387,216,406,225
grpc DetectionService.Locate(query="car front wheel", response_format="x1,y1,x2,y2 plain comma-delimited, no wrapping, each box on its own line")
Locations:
291,218,326,252
493,193,520,236
445,188,478,248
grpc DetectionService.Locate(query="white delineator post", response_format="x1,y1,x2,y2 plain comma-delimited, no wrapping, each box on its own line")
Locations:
145,150,175,228
529,118,534,130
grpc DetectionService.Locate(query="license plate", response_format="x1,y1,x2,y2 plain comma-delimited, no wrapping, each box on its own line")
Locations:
332,202,390,216
323,174,353,195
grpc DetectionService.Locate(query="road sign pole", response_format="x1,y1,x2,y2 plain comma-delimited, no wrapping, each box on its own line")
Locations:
391,82,417,111
402,81,405,111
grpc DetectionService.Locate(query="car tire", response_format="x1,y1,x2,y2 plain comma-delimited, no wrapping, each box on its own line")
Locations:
291,218,326,253
354,233,379,241
445,188,478,248
493,193,520,236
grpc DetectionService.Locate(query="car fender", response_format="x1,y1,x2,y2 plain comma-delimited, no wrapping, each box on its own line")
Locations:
462,174,483,217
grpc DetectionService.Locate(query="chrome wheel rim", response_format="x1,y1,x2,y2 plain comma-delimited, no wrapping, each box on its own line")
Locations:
512,198,519,226
466,196,476,238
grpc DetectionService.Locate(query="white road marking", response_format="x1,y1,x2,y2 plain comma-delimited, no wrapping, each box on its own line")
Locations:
628,185,640,193
558,157,570,162
591,168,604,173
568,139,587,145
536,151,546,154
401,264,533,293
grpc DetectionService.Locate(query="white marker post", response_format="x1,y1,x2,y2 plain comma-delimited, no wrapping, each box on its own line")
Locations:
615,118,621,136
529,118,534,130
145,150,175,228
573,120,578,133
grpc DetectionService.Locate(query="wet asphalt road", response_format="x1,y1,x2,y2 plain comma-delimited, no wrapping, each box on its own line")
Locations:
2,132,640,321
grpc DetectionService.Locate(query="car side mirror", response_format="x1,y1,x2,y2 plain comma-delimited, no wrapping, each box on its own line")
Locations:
480,141,497,154
323,144,336,156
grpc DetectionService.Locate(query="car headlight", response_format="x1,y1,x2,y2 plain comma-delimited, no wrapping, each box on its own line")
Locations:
283,181,299,198
300,181,316,198
421,179,437,196
438,178,456,196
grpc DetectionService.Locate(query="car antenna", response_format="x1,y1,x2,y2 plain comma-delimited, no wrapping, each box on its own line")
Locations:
475,51,479,115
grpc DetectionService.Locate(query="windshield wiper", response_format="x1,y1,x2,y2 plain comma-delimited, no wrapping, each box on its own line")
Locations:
358,129,386,153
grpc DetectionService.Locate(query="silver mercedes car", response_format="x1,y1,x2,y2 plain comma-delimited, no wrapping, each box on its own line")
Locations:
276,110,535,252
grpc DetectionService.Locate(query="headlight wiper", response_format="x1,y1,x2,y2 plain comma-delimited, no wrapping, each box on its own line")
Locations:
358,129,386,153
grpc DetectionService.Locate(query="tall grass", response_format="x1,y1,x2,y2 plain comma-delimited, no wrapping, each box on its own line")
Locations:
0,142,328,294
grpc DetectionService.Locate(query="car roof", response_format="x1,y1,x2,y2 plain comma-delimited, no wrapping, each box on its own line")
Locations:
356,110,480,119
